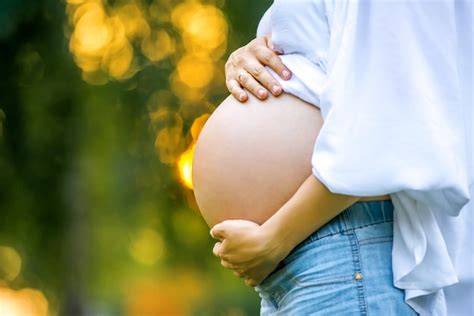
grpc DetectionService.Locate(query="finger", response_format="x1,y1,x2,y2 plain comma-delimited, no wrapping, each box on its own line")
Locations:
244,278,257,287
210,223,227,240
245,62,283,96
220,258,233,269
212,242,222,257
237,71,269,100
226,79,248,102
233,270,242,278
255,47,291,80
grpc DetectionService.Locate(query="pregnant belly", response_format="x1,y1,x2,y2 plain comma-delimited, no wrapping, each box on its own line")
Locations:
192,93,388,227
192,93,321,227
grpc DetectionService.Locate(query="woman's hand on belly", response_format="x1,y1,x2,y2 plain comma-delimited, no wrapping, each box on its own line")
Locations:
225,35,291,102
210,219,288,287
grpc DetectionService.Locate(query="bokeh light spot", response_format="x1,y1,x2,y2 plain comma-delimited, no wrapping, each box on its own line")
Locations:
113,3,150,40
177,54,214,89
178,143,195,190
0,246,22,282
190,113,210,140
172,2,228,55
129,228,165,266
70,4,112,58
0,288,49,316
141,30,175,62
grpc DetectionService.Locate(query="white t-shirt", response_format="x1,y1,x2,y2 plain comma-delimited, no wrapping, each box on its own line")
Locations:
257,1,473,315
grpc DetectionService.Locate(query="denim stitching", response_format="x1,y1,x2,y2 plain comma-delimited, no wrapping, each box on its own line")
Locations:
289,272,354,287
358,236,393,246
381,201,387,222
348,230,369,316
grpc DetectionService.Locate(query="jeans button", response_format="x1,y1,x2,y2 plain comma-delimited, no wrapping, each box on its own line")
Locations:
354,272,363,281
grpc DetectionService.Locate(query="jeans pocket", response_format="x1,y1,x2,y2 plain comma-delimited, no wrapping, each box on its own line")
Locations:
290,271,354,288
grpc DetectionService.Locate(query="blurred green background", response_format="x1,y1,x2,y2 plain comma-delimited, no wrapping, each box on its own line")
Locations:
0,0,271,315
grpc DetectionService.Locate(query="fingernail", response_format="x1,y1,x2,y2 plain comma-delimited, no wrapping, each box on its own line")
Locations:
258,89,267,98
239,93,246,101
272,85,282,95
282,70,290,79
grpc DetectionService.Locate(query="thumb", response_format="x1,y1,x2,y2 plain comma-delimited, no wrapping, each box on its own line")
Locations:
210,222,228,240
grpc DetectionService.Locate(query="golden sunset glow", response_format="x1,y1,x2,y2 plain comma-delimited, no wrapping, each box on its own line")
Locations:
178,143,195,190
190,113,210,140
0,247,49,316
177,113,210,190
0,288,49,316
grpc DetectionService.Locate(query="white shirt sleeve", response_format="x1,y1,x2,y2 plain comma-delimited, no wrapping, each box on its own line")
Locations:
256,4,272,36
314,1,473,314
256,2,328,107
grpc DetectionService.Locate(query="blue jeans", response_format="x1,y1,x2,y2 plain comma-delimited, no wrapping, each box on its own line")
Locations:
254,200,418,315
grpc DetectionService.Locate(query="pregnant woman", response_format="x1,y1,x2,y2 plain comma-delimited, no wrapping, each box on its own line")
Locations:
193,1,473,315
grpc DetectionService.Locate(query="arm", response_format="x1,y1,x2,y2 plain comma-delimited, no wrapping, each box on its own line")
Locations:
210,174,361,287
263,174,360,254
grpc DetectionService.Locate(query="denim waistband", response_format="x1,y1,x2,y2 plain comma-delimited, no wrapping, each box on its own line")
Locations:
308,199,393,242
275,199,394,269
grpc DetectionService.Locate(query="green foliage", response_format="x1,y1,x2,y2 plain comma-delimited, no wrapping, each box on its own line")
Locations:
0,0,271,314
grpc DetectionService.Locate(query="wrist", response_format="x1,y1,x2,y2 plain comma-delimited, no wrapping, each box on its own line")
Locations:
260,217,297,262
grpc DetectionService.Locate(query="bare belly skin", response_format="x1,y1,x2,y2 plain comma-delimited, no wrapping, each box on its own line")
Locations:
192,93,390,227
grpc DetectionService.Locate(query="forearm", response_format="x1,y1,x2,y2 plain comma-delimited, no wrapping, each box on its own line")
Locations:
261,173,361,256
